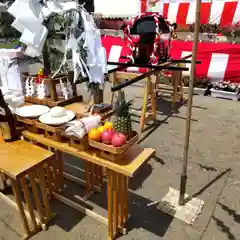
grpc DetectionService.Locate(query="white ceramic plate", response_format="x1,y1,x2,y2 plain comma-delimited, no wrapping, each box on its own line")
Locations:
39,110,75,126
16,105,50,118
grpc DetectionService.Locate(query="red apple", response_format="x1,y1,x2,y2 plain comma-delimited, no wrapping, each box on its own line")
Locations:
101,129,115,144
106,128,115,136
111,133,127,147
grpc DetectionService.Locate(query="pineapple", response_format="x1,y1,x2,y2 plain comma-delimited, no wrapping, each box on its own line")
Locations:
113,91,133,136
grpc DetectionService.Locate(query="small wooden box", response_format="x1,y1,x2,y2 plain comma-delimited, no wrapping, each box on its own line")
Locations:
36,122,66,142
64,134,89,150
16,115,41,134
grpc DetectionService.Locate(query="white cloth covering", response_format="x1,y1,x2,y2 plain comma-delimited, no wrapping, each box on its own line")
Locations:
81,10,107,84
0,48,23,93
8,0,77,57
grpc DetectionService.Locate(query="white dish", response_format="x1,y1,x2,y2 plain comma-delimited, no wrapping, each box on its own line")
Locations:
16,105,50,118
39,109,75,126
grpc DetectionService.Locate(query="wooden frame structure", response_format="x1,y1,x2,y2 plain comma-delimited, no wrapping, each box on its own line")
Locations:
22,72,81,107
22,130,155,240
108,56,200,132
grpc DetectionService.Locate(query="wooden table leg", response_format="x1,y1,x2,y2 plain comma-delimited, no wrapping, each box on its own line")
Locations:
107,170,114,240
113,172,118,237
110,72,117,105
39,166,52,220
20,176,38,232
171,71,178,108
46,163,54,198
107,170,129,239
0,172,6,192
28,171,46,229
56,151,64,191
91,163,96,189
140,77,151,132
178,69,184,101
117,174,128,235
84,162,91,194
11,180,31,239
51,155,60,193
122,175,128,225
99,166,103,186
150,75,157,117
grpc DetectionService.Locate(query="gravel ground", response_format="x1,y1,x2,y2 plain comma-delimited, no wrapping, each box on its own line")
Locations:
1,83,240,240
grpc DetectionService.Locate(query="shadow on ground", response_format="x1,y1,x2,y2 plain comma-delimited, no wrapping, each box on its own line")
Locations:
132,97,201,145
44,156,231,239
42,154,174,238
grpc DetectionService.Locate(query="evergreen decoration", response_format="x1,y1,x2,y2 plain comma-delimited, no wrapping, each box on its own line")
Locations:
88,82,100,92
0,0,19,39
0,1,89,80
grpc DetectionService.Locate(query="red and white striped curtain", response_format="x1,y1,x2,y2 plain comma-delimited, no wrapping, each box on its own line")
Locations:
144,0,240,26
102,35,240,82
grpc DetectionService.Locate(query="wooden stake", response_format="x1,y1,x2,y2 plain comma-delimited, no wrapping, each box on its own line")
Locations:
179,0,202,206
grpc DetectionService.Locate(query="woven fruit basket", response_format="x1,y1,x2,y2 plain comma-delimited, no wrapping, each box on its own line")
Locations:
89,131,138,161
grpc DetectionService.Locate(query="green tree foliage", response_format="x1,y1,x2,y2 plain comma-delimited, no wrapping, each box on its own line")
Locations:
0,0,20,39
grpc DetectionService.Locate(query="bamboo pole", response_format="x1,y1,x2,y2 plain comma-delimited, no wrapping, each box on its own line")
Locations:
179,0,202,206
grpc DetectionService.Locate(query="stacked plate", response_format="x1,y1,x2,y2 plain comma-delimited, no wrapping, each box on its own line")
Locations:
15,105,75,126
15,105,50,118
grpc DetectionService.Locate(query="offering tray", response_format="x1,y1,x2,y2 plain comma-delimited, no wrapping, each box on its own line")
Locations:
89,131,139,161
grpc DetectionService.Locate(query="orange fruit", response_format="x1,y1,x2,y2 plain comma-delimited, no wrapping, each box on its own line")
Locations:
88,128,101,141
104,121,113,130
98,126,105,133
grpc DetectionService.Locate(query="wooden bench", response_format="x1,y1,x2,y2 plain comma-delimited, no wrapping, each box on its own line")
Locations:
0,136,62,239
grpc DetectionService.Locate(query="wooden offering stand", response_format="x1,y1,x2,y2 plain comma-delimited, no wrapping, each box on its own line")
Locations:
89,131,139,161
35,121,67,143
16,115,42,134
63,134,89,151
16,115,67,142
22,73,82,107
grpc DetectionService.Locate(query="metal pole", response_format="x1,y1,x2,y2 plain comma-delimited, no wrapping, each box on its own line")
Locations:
179,0,201,206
